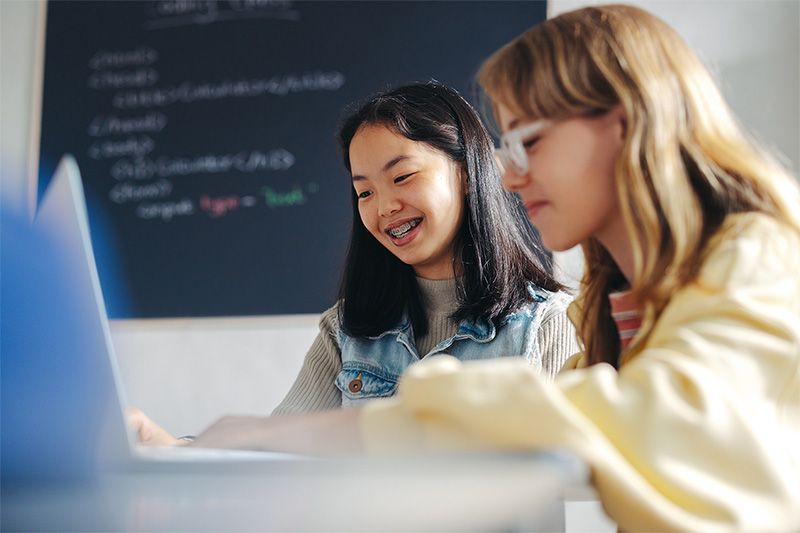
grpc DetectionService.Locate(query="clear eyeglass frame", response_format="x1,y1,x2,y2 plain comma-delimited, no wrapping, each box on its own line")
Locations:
495,120,553,175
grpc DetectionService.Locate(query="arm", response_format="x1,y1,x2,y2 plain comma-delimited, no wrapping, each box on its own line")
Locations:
190,408,364,456
271,305,343,415
360,216,800,531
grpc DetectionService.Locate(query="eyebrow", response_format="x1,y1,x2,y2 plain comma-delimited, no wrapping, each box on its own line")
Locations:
352,154,413,181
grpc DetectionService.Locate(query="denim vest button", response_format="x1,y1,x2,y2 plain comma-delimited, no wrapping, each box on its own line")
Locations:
348,378,363,393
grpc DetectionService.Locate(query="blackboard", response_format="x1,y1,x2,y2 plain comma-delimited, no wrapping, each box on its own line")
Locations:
38,0,547,318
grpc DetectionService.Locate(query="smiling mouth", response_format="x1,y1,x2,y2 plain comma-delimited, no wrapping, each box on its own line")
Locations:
387,218,422,239
525,201,547,217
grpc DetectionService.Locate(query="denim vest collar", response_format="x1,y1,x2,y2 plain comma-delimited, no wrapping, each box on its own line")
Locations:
364,312,496,354
335,284,553,408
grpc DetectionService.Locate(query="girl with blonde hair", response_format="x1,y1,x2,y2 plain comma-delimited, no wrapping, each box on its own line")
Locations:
135,5,800,530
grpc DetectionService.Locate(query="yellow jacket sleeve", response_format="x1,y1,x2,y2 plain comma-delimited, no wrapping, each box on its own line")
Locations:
360,214,800,532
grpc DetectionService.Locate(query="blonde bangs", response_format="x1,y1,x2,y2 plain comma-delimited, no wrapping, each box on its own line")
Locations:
478,17,618,125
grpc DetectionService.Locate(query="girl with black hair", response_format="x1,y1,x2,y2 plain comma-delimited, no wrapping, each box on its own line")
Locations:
271,82,577,414
129,82,577,436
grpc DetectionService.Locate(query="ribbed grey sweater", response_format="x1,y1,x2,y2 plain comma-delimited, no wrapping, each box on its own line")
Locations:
272,278,578,415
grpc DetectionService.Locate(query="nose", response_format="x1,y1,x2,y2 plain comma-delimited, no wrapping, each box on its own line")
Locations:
501,165,530,192
378,191,402,218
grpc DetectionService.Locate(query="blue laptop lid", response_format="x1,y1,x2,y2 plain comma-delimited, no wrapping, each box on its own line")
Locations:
1,155,132,482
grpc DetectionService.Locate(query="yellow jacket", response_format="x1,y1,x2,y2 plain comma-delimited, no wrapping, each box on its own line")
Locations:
361,213,800,532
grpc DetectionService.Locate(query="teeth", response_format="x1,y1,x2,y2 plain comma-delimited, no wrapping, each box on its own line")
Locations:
388,218,421,238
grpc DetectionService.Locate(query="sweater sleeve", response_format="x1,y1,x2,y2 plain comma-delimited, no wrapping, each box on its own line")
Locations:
360,215,800,532
271,305,343,415
536,291,580,380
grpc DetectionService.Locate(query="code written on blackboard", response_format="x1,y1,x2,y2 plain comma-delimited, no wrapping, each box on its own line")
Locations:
38,0,546,318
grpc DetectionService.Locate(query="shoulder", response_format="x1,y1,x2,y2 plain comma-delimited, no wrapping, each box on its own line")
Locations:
502,283,575,332
319,301,342,335
699,213,800,287
523,282,575,320
539,289,574,322
642,212,800,357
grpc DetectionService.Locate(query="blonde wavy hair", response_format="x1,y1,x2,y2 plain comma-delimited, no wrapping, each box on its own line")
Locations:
478,4,800,366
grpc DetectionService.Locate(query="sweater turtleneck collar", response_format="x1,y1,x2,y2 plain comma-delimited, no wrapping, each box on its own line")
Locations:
416,277,458,318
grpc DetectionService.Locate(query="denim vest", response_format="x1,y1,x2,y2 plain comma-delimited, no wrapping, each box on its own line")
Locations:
334,285,553,408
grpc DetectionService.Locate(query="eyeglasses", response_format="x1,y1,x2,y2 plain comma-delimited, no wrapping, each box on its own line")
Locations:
495,120,552,175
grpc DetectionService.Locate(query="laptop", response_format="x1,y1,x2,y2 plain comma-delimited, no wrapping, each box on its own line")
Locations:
1,155,296,481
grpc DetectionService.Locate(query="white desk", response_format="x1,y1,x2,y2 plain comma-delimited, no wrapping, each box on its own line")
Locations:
2,452,587,532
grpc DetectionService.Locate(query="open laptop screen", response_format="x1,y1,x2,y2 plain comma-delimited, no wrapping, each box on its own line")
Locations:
1,155,132,481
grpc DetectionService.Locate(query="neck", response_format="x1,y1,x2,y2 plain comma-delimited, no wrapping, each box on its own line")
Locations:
596,223,636,286
412,261,457,281
609,245,635,287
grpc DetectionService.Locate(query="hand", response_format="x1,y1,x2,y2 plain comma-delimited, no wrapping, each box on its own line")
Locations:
190,408,364,456
126,407,184,447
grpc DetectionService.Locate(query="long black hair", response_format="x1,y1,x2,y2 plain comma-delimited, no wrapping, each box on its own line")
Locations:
336,81,563,338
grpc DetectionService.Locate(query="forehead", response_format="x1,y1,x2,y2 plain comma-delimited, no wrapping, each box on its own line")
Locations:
495,102,529,133
351,124,409,150
349,125,445,171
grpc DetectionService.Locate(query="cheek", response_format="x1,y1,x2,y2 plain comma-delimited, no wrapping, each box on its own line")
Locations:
550,133,616,189
358,204,380,236
587,141,621,202
554,143,593,180
357,204,370,226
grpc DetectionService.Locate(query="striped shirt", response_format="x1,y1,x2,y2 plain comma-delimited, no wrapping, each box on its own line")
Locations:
609,290,643,349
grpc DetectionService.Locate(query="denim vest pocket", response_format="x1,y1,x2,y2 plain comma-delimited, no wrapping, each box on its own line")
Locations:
335,365,399,408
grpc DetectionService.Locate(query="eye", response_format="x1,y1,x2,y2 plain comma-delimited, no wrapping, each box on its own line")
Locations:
522,136,541,150
357,190,372,199
394,173,413,184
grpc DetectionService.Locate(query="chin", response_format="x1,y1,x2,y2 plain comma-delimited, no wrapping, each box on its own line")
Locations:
541,235,578,253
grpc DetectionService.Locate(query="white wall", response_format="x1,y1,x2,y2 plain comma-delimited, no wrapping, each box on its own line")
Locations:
2,0,798,436
110,315,319,437
1,0,41,219
551,0,800,290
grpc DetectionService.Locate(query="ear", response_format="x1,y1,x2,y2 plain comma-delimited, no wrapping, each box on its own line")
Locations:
610,103,627,140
